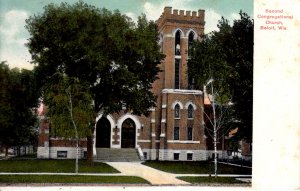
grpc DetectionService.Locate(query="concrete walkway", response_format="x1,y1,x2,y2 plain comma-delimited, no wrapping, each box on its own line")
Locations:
106,162,190,185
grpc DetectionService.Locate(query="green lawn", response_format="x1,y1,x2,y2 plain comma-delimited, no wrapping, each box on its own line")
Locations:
178,176,249,184
0,159,119,173
0,175,149,184
143,161,252,175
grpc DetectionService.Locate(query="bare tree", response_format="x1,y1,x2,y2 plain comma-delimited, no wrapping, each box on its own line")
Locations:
203,78,234,177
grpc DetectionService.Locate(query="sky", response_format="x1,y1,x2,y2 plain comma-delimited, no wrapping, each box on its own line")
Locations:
0,0,253,70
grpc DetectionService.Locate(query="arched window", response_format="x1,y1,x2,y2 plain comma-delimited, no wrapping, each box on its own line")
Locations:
188,31,195,56
175,30,181,55
188,31,195,89
187,104,194,119
174,104,180,118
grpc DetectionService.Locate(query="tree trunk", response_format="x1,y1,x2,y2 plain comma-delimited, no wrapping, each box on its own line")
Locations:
86,135,94,166
5,146,8,157
86,111,97,166
75,139,79,174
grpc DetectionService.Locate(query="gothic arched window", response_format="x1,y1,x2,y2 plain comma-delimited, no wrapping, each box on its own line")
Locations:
188,31,195,56
175,30,181,55
174,104,180,118
187,104,194,119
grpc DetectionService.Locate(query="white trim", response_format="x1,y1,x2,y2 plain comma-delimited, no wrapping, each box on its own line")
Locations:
117,113,141,148
160,133,166,137
138,140,151,143
158,149,209,161
161,119,166,123
186,29,198,39
151,133,156,137
162,104,167,109
172,101,184,109
94,114,116,151
163,89,203,95
148,107,155,111
151,119,156,123
172,28,184,37
185,101,197,110
47,147,87,159
174,55,181,59
167,140,200,144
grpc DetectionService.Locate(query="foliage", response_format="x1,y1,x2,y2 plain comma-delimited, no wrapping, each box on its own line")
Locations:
25,1,164,162
26,1,164,116
188,11,253,141
0,62,38,151
43,73,94,139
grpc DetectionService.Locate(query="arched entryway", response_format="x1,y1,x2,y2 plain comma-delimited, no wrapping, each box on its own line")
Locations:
121,118,136,148
96,117,111,148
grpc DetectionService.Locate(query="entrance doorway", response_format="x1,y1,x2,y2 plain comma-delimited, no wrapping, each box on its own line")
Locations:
121,118,136,148
96,117,111,148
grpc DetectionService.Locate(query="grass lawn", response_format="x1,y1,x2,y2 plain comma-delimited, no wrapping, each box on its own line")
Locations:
0,159,119,173
0,175,149,184
143,161,252,175
178,176,249,184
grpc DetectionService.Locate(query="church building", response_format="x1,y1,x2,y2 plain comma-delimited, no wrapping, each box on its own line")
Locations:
37,7,230,161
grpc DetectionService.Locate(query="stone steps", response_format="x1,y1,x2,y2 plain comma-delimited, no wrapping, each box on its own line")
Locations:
96,148,142,162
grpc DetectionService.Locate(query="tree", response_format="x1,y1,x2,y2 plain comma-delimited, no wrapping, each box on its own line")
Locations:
188,11,253,176
0,61,39,156
203,79,235,177
188,11,253,142
43,72,94,173
25,1,164,164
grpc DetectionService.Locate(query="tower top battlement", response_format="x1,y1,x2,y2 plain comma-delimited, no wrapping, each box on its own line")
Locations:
156,7,205,29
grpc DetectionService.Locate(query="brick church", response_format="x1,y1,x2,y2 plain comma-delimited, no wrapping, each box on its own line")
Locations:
37,7,231,161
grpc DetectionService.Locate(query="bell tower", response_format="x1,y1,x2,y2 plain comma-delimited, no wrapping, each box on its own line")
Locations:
151,7,207,161
157,7,205,90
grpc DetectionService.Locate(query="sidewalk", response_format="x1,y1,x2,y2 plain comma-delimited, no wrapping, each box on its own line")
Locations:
106,162,190,185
